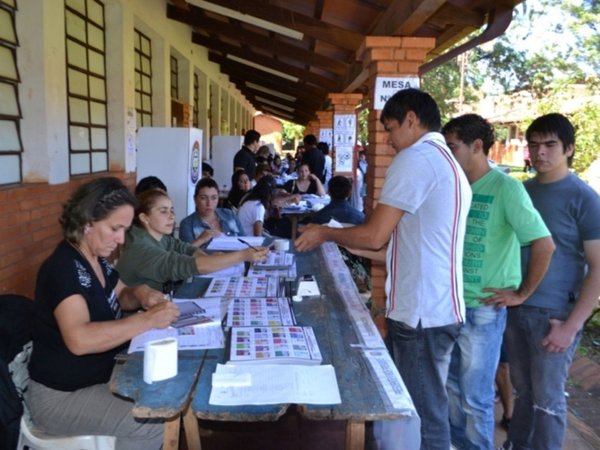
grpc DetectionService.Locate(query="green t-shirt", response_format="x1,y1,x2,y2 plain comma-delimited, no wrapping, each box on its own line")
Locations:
463,169,549,308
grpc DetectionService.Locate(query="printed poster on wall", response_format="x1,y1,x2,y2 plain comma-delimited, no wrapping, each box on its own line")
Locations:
333,114,356,173
125,107,136,172
319,128,333,148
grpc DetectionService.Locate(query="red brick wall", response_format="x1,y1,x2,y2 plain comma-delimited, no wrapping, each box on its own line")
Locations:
0,172,136,298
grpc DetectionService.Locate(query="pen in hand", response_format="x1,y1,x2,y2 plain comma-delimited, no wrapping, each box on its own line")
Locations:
238,238,259,251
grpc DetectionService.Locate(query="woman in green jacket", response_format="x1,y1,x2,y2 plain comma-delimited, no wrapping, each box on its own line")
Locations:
117,188,267,291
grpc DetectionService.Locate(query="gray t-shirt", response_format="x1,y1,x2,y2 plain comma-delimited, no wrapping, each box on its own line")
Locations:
522,173,600,311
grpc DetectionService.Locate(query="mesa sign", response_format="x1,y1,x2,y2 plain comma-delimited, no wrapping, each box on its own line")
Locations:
374,76,420,110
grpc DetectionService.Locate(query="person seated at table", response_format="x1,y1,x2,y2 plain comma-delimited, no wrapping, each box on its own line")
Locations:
254,161,273,182
179,178,244,247
283,163,325,196
237,176,274,236
26,177,180,450
135,175,167,196
117,188,267,291
272,154,283,175
308,176,365,226
283,154,297,176
225,169,251,210
201,161,214,179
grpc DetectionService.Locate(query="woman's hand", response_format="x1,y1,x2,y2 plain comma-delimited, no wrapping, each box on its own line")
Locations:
195,229,221,246
243,246,269,263
144,301,180,329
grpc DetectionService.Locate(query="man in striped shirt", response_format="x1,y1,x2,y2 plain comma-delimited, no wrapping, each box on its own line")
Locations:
296,88,472,449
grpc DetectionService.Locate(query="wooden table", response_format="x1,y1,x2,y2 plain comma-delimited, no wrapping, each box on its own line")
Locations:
109,350,205,450
190,245,416,450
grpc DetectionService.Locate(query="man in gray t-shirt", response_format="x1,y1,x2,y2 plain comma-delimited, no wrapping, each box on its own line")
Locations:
500,113,600,450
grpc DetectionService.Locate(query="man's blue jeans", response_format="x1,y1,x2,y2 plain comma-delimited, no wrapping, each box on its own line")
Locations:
447,305,507,449
387,318,461,450
501,305,581,450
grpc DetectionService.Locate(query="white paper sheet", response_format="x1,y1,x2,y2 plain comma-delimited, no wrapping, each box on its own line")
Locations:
195,262,245,278
128,323,225,353
363,349,416,414
207,236,265,251
209,363,341,405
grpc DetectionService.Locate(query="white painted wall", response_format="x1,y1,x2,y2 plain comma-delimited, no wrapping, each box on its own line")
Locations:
15,0,255,184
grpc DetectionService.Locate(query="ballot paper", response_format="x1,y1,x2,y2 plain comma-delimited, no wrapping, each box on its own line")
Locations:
194,262,245,278
206,236,265,251
128,322,224,353
209,363,341,405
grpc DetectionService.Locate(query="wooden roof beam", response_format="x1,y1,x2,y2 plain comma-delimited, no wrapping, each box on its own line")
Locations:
186,0,363,51
371,0,446,36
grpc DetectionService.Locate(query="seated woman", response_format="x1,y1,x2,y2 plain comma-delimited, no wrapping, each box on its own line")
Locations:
237,176,274,237
26,177,180,450
225,169,251,210
283,163,325,196
179,178,244,247
117,188,267,291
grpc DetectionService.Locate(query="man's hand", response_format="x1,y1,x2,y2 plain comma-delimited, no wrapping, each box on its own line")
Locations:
481,287,526,308
542,319,578,353
295,223,327,251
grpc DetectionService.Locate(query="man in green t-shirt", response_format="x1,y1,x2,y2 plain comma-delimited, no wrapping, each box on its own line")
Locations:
442,114,555,449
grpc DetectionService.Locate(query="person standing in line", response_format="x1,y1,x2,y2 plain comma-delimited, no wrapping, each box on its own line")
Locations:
301,134,326,183
233,129,261,181
441,114,554,450
295,88,472,450
318,141,333,189
499,113,600,450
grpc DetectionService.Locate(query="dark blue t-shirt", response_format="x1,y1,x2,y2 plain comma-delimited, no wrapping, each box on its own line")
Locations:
521,174,600,311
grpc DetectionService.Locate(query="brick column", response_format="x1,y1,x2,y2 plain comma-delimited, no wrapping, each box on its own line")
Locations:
304,120,319,137
327,93,363,175
357,36,435,334
315,110,333,141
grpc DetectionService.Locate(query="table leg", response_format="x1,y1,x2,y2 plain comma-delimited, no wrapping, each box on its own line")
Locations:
183,404,201,450
346,420,365,450
163,415,180,450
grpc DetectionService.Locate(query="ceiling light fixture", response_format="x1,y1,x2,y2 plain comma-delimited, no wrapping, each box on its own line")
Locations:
254,96,295,112
226,55,299,82
187,0,304,40
245,82,297,102
260,106,294,120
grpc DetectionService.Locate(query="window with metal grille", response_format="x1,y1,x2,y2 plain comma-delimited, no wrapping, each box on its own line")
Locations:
134,28,152,127
65,0,108,175
193,72,199,127
170,55,179,100
0,0,23,185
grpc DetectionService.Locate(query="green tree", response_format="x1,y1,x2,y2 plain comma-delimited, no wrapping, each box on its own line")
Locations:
281,120,305,150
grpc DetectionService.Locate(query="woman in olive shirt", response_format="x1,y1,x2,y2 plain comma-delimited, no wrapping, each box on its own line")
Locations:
117,188,267,291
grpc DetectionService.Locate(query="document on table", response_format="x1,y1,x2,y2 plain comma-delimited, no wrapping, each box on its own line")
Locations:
172,297,229,322
206,236,265,251
363,349,417,414
194,262,245,278
209,363,341,406
128,322,225,353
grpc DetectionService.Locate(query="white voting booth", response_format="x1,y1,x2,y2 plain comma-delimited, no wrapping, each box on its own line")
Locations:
136,127,203,221
210,135,243,192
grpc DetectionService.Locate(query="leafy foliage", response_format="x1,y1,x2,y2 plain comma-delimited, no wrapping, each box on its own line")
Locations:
281,120,305,150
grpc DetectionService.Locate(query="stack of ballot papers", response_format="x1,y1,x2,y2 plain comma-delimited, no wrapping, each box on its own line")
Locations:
209,363,341,405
